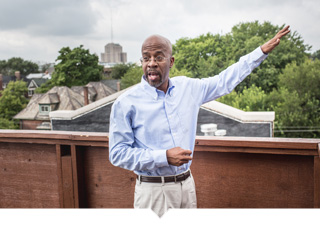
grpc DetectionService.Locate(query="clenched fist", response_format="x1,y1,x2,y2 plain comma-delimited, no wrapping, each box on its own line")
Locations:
166,147,192,166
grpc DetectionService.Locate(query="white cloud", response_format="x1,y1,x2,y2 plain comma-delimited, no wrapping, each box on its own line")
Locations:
0,0,319,63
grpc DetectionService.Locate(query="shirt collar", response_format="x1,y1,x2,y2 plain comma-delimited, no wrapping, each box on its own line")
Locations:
141,75,175,100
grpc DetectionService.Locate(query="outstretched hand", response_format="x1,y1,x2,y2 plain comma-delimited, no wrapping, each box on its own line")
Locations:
261,25,290,54
166,147,192,166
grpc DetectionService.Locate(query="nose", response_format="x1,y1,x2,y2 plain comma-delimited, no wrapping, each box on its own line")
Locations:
147,57,158,67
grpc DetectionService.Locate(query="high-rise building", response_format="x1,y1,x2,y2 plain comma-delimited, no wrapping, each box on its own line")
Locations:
101,43,127,63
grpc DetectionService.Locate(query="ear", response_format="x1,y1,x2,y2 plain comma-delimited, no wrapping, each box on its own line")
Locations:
169,56,175,68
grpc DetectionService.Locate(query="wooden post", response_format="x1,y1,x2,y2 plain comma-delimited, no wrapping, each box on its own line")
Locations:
71,144,80,208
56,145,64,208
56,144,80,208
314,144,320,208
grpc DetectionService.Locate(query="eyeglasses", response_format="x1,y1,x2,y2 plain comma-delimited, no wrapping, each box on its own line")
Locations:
140,56,170,63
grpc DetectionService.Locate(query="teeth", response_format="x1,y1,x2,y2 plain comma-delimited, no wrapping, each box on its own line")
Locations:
149,75,158,80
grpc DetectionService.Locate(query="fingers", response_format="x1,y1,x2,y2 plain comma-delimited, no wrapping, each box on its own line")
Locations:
279,25,290,33
179,151,192,165
277,25,290,39
261,25,290,54
179,149,192,161
183,149,192,156
166,147,193,166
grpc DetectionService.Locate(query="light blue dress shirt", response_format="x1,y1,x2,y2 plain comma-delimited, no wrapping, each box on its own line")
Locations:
109,47,267,176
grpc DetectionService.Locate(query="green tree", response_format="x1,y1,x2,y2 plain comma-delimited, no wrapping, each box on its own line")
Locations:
40,63,53,73
121,65,143,89
173,33,234,78
218,59,320,138
311,49,320,60
0,57,39,75
279,59,320,101
173,21,310,93
217,85,267,111
0,80,28,120
268,59,320,138
0,118,18,129
35,80,54,94
169,64,192,78
110,63,134,79
232,21,310,93
37,45,103,93
266,87,319,138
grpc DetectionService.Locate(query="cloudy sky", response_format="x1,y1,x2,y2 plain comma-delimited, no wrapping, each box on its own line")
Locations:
0,0,319,65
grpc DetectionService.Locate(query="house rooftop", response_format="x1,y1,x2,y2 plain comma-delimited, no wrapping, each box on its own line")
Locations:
49,85,274,123
26,73,51,80
15,81,116,121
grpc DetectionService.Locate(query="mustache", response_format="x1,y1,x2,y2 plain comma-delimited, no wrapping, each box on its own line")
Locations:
147,70,160,75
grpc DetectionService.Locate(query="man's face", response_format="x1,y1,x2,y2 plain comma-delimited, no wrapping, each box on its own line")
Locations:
141,35,174,93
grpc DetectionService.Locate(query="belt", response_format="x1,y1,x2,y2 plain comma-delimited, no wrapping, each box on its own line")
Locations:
137,170,191,183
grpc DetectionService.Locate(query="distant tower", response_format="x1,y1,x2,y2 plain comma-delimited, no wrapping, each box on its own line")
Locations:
101,43,127,63
100,6,127,64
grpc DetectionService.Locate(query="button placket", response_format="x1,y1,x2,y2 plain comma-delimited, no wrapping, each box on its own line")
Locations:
164,97,178,144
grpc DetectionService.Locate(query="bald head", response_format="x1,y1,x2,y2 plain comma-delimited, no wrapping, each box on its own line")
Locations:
141,34,172,56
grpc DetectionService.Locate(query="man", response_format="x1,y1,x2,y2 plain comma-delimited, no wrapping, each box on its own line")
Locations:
109,26,290,217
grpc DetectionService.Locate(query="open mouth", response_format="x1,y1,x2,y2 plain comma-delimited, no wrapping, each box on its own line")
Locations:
148,71,159,81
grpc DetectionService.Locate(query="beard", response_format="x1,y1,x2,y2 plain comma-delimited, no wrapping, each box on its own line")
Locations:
146,70,164,88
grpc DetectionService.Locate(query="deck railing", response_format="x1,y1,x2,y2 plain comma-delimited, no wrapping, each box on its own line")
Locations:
0,130,319,208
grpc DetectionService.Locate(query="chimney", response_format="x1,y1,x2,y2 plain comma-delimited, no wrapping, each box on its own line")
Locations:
0,74,3,91
84,86,89,106
117,81,120,92
15,71,21,81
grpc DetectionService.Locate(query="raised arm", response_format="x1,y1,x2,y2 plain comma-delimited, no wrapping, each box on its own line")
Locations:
261,25,290,54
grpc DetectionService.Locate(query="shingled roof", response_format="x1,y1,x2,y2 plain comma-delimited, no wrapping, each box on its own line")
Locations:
14,86,83,121
14,82,116,121
13,93,45,120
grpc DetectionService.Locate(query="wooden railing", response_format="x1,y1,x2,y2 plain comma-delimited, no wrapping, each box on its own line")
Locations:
0,130,319,208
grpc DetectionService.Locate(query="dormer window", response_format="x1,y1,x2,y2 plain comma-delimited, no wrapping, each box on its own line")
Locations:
28,89,35,97
39,104,50,115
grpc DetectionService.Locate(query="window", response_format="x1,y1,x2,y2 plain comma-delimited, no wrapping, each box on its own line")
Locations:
28,89,34,97
39,104,50,115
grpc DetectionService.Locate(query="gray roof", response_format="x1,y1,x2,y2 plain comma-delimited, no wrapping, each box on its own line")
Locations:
26,73,51,80
1,75,29,85
87,82,116,100
71,81,116,103
71,86,97,103
14,82,116,121
28,78,48,88
14,93,45,120
101,79,120,92
14,86,83,120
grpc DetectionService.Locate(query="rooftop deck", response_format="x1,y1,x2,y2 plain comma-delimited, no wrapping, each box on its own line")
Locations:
0,130,319,208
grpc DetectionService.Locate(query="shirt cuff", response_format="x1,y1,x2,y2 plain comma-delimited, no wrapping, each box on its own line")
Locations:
259,46,269,56
152,149,169,167
252,46,269,63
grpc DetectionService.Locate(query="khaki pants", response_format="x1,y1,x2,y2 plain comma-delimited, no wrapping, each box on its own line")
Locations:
134,173,197,217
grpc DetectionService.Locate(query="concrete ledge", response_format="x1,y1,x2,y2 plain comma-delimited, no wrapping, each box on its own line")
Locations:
201,101,275,123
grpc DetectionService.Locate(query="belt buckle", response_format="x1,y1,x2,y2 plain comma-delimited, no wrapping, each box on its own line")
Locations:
174,175,177,183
